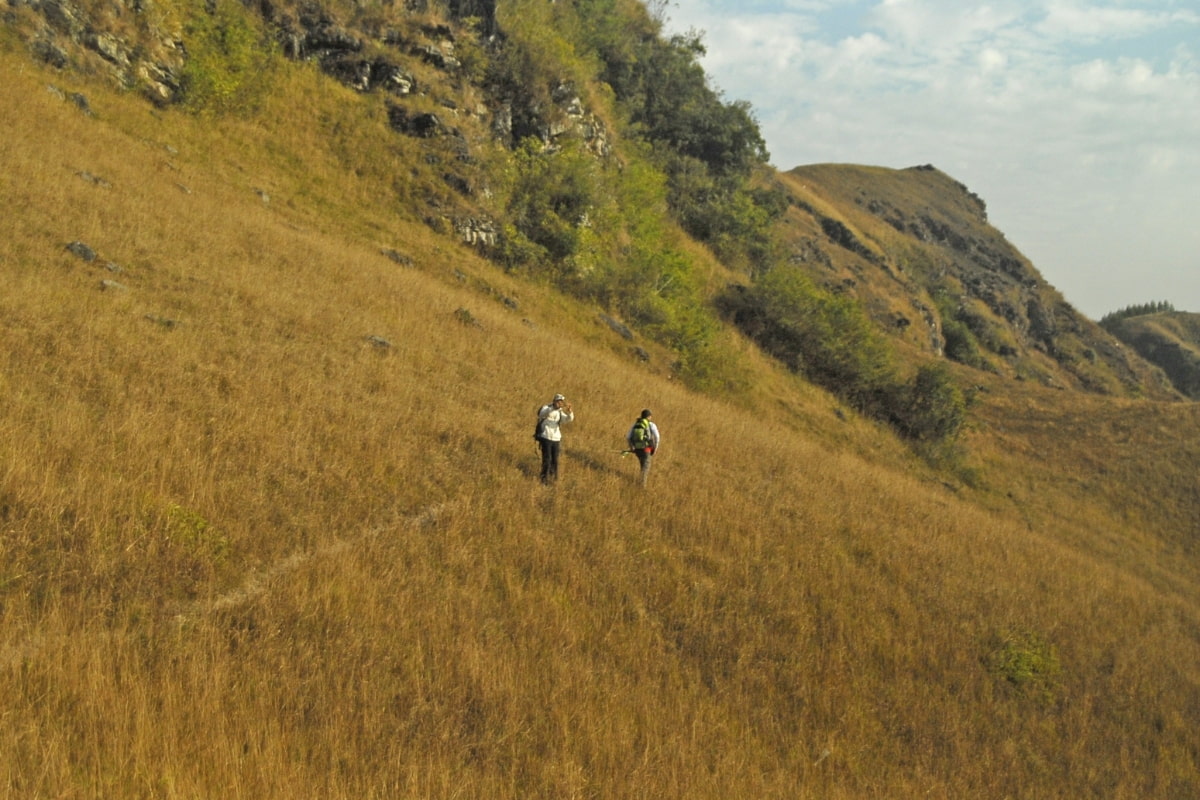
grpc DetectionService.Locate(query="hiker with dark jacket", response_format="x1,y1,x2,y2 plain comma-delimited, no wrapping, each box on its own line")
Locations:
626,408,660,487
536,393,574,484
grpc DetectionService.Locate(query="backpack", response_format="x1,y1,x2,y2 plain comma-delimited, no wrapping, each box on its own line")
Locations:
534,407,548,441
629,418,652,450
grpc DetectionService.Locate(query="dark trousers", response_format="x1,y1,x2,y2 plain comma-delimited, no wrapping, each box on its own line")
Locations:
634,449,653,487
538,438,561,483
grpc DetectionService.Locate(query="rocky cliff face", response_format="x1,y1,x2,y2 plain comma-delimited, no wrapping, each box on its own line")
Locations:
5,0,620,263
772,163,1179,399
4,0,603,165
7,0,184,102
7,0,481,106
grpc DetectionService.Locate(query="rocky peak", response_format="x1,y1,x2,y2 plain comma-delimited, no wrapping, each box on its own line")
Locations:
778,163,1178,398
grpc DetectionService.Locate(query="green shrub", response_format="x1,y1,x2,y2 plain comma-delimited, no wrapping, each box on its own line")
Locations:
496,138,604,275
942,317,985,367
957,306,1009,354
665,159,784,273
721,273,978,448
987,630,1062,702
164,503,228,560
492,141,720,384
489,0,594,142
720,267,898,412
898,362,968,442
179,0,276,113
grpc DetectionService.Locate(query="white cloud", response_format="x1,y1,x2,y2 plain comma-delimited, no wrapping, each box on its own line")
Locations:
1038,1,1172,41
702,16,819,74
979,48,1008,73
1070,58,1114,91
868,0,1026,55
826,32,892,80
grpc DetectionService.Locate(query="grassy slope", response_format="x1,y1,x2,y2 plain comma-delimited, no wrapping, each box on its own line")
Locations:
3,44,1200,799
1108,312,1200,398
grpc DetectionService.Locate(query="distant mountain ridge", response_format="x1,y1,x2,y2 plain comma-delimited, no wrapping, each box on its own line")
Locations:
1103,311,1200,399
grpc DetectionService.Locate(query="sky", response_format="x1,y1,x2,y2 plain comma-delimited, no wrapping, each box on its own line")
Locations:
660,0,1200,319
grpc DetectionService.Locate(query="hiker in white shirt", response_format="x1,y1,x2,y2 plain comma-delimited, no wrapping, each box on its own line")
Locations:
536,393,575,484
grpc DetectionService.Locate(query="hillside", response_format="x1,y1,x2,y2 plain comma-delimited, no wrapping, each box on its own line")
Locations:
1104,310,1200,399
3,3,1200,798
767,163,1178,398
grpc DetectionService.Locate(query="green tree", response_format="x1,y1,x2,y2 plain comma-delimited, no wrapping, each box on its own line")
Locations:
570,16,779,265
1099,300,1176,329
627,32,767,178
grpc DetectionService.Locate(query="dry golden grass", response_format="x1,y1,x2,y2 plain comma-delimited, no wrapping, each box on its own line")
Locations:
3,43,1200,799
